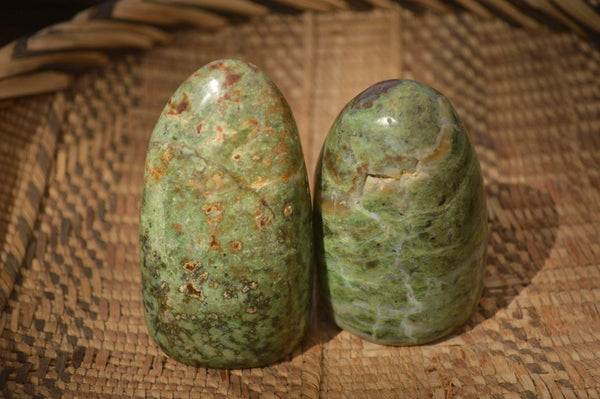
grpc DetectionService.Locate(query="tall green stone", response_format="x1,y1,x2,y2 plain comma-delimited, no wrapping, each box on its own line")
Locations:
139,59,313,368
314,80,487,345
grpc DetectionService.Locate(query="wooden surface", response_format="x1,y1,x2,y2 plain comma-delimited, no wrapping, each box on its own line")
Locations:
1,3,600,398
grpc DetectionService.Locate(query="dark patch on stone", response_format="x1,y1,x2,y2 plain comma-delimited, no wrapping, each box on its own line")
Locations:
185,283,205,300
224,73,241,87
351,79,403,110
167,92,189,115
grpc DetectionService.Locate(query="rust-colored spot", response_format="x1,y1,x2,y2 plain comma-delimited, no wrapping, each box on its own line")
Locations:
202,201,223,251
280,172,290,182
183,283,205,301
223,286,236,299
195,122,204,136
170,223,182,236
148,164,164,181
198,271,209,280
351,164,369,192
216,125,223,133
202,202,222,215
250,281,258,290
161,146,173,165
210,172,224,188
168,92,190,115
254,200,272,231
246,306,258,314
283,204,293,217
229,240,242,252
274,144,287,155
244,118,259,127
256,216,271,231
225,73,241,87
354,165,367,179
209,234,221,251
147,145,175,182
232,154,241,160
208,61,223,70
183,261,201,272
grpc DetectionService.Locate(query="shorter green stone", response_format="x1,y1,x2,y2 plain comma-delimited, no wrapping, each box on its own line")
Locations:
140,59,313,368
314,80,487,345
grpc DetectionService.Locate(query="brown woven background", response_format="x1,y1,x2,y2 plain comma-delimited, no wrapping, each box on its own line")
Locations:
1,3,600,398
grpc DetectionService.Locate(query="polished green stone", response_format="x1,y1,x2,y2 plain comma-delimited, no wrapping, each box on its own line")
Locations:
314,80,487,345
139,59,313,368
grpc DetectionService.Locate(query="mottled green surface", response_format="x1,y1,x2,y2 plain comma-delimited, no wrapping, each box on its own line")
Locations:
140,59,313,368
314,80,487,345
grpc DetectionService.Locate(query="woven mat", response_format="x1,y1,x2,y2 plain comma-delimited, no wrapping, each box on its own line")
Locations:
1,5,600,398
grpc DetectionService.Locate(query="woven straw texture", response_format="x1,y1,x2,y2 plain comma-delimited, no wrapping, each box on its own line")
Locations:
1,2,600,398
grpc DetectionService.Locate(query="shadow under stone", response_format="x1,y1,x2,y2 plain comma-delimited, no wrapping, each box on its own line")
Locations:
467,181,559,327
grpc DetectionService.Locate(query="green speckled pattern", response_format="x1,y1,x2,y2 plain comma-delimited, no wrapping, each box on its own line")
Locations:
139,59,313,368
314,80,487,345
